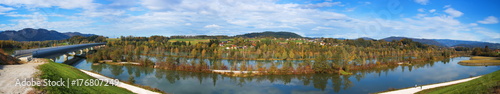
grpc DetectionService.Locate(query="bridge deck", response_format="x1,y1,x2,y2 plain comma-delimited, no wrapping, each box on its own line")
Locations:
14,43,106,58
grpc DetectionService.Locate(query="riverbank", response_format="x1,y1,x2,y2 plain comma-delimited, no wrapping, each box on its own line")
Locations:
416,70,500,94
79,69,162,94
378,76,483,94
0,58,46,93
35,61,152,94
458,56,500,66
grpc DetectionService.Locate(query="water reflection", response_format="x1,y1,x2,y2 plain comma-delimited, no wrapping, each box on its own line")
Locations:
61,57,500,94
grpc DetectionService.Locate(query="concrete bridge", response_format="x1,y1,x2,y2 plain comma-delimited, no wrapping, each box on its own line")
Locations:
14,43,106,62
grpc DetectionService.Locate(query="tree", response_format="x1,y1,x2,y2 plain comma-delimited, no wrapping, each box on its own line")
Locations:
191,49,198,57
472,47,482,56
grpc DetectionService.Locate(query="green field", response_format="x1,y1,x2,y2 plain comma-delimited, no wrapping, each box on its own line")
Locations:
36,61,134,94
416,70,500,94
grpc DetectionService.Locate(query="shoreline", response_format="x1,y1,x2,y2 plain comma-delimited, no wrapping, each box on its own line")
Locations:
79,69,162,94
378,76,482,94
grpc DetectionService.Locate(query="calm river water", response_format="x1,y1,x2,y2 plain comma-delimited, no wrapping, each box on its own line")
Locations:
53,56,498,94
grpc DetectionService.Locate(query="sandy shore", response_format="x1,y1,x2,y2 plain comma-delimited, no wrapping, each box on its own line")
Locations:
0,59,46,94
79,69,161,94
380,76,482,94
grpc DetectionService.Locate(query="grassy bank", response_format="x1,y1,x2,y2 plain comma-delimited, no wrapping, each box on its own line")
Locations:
470,56,499,60
459,60,500,63
458,56,500,66
36,61,134,94
416,70,500,94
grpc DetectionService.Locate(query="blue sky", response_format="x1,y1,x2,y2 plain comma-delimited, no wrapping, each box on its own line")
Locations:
0,0,499,43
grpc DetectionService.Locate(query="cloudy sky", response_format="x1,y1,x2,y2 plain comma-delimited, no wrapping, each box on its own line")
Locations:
0,0,499,43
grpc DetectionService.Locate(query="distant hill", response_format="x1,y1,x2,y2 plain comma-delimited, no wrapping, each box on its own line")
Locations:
382,36,446,47
380,36,500,49
359,37,375,40
235,31,302,38
433,39,500,49
0,28,96,41
63,32,96,37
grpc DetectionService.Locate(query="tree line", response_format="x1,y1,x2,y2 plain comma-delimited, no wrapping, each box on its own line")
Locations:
87,36,469,75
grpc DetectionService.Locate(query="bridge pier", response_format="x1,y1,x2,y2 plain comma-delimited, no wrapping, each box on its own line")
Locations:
69,52,76,56
63,54,68,61
19,56,33,62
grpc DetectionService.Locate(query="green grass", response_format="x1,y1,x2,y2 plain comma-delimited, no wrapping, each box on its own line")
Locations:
339,70,353,75
36,61,134,94
415,70,500,94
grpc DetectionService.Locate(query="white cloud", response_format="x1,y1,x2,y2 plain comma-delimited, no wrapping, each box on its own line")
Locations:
477,16,498,24
362,2,371,5
469,23,478,26
204,24,222,29
301,2,343,8
414,0,429,5
141,0,181,11
311,26,335,31
0,12,92,31
345,7,356,12
429,9,436,13
0,6,14,13
477,31,500,38
0,0,96,9
444,5,451,8
1,0,498,43
444,8,463,17
417,8,425,12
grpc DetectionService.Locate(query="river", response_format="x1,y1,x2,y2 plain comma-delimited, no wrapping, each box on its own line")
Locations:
53,55,499,94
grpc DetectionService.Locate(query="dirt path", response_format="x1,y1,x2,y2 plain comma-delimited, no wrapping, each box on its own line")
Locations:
380,76,482,94
0,59,46,94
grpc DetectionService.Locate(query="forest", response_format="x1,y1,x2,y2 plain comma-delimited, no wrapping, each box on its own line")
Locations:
86,35,471,75
0,33,483,75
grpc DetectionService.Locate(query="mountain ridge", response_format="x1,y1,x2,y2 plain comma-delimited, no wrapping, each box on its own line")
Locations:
0,28,96,41
381,36,446,47
235,31,302,38
379,36,500,49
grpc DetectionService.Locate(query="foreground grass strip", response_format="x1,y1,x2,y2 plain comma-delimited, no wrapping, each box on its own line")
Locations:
36,61,134,94
416,70,500,94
